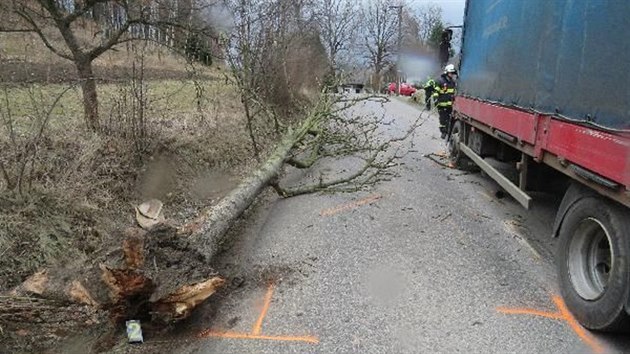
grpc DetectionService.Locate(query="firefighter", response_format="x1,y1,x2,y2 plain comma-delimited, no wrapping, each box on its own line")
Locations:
423,76,436,110
433,64,458,139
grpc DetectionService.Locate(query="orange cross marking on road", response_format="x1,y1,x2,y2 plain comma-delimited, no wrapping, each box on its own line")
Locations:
198,283,319,344
497,295,605,354
320,194,383,216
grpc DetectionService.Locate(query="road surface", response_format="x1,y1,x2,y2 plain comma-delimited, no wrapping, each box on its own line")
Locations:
159,96,630,354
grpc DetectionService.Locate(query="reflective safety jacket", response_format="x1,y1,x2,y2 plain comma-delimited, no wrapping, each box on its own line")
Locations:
432,73,456,108
423,78,436,91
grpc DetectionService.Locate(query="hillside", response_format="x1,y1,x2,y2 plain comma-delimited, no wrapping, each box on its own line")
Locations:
0,30,271,352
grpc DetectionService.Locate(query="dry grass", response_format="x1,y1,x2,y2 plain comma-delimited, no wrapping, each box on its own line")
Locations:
0,32,224,84
0,65,263,291
0,31,188,70
0,25,318,291
0,15,317,353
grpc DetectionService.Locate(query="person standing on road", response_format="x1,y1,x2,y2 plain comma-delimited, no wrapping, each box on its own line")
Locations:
433,64,458,139
423,76,436,110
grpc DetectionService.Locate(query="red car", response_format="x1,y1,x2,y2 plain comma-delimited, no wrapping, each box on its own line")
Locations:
399,83,417,96
387,82,417,96
387,82,396,94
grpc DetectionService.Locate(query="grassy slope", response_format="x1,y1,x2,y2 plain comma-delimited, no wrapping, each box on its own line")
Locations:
0,33,261,293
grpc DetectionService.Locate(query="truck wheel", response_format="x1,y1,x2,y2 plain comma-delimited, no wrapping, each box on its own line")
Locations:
447,121,477,171
557,196,630,332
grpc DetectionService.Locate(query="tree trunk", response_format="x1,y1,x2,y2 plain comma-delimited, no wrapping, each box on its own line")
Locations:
374,66,383,92
76,59,100,131
3,109,319,340
181,118,315,258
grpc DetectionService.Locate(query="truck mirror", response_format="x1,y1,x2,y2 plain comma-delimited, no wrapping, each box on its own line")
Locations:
439,29,453,66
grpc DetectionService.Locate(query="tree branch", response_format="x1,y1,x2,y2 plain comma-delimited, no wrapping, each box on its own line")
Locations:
0,27,35,33
88,22,132,60
275,102,429,198
0,161,14,190
274,152,379,197
13,7,73,60
62,0,110,24
286,134,321,169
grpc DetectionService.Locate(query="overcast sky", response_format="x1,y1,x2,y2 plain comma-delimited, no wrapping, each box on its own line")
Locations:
410,0,467,26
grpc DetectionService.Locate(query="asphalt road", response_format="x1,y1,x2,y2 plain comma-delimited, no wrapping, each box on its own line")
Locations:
167,96,630,354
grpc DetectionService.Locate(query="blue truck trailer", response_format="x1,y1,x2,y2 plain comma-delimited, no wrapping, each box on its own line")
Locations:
448,0,630,332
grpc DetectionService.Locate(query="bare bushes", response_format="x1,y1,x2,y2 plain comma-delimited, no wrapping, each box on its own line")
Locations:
0,83,106,289
0,53,260,289
0,85,74,198
227,1,331,160
260,32,329,116
104,43,151,153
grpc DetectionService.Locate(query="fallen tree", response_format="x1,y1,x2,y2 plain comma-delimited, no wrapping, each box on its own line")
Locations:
0,92,425,350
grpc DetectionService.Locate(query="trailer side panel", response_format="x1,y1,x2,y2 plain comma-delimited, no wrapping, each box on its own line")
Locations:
459,0,630,131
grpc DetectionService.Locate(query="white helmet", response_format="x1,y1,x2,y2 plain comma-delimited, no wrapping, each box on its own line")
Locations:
445,64,457,73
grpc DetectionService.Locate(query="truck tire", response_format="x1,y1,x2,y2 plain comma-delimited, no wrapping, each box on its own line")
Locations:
447,120,477,171
557,196,630,332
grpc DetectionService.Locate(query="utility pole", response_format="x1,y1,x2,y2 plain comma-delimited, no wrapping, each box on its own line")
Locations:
389,5,403,95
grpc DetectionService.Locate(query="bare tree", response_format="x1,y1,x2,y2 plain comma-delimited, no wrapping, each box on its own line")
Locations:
0,0,218,131
225,0,327,158
362,0,398,90
315,0,358,75
225,0,281,158
402,7,422,49
416,4,442,43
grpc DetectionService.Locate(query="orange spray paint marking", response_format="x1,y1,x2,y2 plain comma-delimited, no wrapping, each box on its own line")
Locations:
552,295,605,354
252,283,274,335
496,306,565,321
197,330,319,344
197,282,319,345
320,194,382,216
497,295,605,354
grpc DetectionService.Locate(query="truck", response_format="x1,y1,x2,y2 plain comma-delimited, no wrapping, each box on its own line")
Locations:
447,0,630,332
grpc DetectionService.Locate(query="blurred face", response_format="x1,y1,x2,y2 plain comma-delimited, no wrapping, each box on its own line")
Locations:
448,72,457,80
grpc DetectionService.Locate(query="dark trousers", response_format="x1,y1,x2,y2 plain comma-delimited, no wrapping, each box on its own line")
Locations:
438,107,452,135
424,89,433,110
